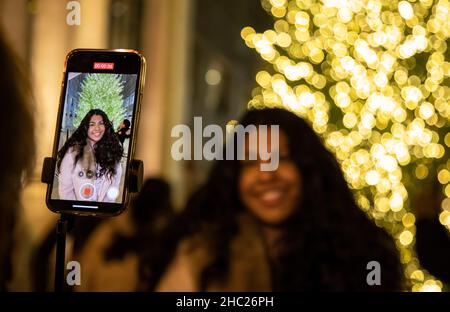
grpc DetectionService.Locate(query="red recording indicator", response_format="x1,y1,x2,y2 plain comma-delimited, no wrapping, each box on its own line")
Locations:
93,62,114,70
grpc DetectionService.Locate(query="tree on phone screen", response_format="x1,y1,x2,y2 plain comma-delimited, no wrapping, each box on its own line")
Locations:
74,74,126,129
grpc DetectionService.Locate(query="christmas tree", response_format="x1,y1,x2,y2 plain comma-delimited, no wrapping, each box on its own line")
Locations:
74,73,126,130
242,0,449,291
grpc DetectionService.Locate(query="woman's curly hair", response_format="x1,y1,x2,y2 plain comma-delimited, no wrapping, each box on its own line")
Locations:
142,108,405,291
57,109,123,179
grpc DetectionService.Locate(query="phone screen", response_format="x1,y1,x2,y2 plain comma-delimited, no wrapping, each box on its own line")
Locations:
47,50,144,215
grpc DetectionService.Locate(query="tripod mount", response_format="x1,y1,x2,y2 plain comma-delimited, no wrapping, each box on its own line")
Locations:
41,157,143,292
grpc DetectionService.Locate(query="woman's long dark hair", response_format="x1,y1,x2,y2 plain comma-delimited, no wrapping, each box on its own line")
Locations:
57,109,123,178
142,108,404,291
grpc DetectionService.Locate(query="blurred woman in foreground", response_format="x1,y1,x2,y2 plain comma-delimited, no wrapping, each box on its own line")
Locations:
145,108,404,291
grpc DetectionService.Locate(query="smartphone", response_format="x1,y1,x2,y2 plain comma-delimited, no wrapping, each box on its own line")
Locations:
46,49,146,216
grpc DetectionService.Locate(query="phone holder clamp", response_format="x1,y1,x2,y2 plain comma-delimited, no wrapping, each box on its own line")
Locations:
41,156,144,292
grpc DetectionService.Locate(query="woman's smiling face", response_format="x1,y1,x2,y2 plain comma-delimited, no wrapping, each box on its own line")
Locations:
87,114,105,145
239,129,302,226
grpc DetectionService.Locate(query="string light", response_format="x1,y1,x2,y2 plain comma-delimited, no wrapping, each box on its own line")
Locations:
243,0,450,291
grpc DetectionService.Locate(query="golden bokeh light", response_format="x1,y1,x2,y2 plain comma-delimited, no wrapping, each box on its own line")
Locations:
246,0,450,291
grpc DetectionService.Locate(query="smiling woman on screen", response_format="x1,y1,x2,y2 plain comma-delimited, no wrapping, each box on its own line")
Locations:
57,109,123,202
